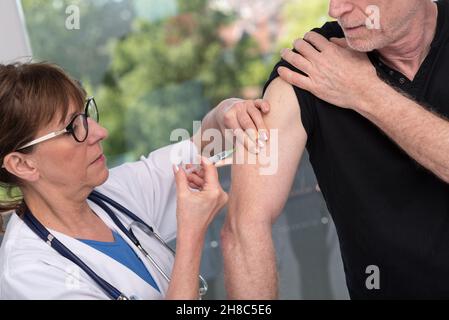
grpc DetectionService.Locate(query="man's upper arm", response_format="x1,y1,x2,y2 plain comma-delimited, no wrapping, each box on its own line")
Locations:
228,78,307,224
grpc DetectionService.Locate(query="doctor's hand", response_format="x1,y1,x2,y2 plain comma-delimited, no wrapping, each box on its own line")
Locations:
215,98,271,154
173,156,228,239
278,32,379,111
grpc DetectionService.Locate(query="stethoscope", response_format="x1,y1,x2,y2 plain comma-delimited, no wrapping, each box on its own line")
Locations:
22,190,208,300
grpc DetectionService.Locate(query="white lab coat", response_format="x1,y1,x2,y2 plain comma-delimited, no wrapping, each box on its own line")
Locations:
0,140,198,300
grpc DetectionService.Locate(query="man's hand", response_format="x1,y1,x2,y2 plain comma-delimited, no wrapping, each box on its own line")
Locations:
278,31,379,111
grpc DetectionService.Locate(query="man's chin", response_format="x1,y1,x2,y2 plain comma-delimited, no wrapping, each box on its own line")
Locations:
346,38,379,52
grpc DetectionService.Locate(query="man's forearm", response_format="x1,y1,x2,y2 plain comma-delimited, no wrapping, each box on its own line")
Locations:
221,163,283,300
357,80,449,183
221,214,279,300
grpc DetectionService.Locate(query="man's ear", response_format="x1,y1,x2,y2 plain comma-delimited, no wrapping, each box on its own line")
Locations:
3,153,40,182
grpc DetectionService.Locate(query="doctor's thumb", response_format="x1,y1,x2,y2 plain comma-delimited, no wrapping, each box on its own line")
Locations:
201,156,220,186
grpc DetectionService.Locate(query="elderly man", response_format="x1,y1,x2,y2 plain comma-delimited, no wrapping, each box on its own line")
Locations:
221,0,449,299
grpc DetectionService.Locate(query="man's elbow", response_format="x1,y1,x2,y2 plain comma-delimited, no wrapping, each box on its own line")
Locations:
220,217,276,257
221,200,280,246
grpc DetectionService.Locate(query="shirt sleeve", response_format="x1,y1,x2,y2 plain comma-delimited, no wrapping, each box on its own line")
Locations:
104,140,199,242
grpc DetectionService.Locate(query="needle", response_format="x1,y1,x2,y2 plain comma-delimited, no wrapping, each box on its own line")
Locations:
184,149,235,174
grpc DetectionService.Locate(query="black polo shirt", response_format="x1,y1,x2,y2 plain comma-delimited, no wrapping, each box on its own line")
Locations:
264,0,449,299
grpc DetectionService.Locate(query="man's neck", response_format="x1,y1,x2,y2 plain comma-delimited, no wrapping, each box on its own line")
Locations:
378,1,438,80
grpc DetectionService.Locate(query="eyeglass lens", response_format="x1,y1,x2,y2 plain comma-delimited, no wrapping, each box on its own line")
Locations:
71,99,98,142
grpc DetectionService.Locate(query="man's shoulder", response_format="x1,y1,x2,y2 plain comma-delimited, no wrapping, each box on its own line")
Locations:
263,21,344,94
311,21,344,39
262,21,344,137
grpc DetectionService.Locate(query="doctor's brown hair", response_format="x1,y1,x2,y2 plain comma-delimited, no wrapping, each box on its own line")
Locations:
0,62,86,215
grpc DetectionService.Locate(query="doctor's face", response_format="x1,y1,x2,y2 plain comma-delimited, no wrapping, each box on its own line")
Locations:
31,100,110,193
328,0,422,52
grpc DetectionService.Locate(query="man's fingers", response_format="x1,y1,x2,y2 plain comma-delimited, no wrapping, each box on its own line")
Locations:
303,31,330,52
293,38,319,61
281,49,312,75
330,37,349,48
278,66,313,91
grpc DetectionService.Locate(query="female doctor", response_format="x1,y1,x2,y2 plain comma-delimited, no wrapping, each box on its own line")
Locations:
0,62,270,300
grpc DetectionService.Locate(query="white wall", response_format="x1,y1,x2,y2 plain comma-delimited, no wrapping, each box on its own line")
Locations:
0,0,32,64
0,0,31,243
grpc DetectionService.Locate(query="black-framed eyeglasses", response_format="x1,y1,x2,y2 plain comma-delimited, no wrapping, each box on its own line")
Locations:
16,97,99,151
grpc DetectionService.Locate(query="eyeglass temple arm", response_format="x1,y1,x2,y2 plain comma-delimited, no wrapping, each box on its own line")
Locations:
1,129,69,169
17,129,69,151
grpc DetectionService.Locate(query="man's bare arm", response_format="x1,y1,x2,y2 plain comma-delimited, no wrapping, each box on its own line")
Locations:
221,78,307,299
